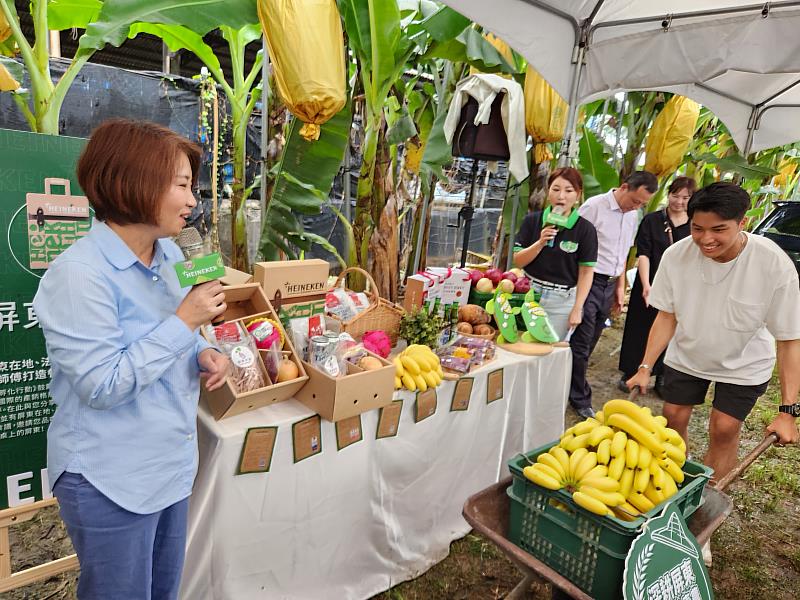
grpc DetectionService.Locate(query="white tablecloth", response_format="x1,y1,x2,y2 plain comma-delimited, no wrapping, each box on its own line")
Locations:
180,347,571,600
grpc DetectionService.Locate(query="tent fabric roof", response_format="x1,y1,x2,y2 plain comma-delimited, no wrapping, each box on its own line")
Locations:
442,1,800,152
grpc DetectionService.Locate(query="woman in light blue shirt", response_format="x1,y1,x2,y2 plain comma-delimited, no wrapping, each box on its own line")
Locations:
34,119,230,599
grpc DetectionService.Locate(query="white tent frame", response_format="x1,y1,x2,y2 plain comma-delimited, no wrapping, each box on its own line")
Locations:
466,1,800,163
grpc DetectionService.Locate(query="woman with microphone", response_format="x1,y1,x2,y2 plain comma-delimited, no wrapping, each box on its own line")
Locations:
34,119,229,599
513,167,599,341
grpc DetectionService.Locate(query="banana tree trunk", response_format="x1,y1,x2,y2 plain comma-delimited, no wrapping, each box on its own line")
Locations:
353,111,382,284
367,121,396,300
229,103,251,272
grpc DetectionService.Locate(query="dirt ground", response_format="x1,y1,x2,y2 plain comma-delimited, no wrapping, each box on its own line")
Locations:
6,316,799,599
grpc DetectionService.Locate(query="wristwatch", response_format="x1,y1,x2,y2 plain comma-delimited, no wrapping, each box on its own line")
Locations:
638,364,652,372
778,403,800,417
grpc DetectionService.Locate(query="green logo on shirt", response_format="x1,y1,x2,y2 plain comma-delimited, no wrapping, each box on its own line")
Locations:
559,241,578,253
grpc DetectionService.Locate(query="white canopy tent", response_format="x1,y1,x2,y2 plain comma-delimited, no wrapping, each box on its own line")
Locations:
440,1,800,158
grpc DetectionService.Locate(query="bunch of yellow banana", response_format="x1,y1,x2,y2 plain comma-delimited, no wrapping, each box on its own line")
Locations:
393,345,444,392
522,399,688,520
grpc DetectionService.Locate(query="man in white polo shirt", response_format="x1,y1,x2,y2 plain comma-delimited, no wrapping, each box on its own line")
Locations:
627,182,800,479
569,171,657,418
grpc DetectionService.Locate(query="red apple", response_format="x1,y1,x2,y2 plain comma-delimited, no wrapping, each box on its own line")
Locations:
484,268,503,285
468,269,484,286
501,271,518,283
514,277,531,293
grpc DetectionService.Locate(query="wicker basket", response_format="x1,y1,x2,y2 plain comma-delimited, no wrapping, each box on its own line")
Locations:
327,267,405,345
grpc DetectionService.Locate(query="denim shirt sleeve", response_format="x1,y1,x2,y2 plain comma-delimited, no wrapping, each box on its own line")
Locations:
194,333,216,369
33,260,197,410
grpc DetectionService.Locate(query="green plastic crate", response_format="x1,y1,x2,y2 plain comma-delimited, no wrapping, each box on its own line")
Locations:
507,442,712,600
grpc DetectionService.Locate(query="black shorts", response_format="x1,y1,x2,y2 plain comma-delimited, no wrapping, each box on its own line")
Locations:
661,364,769,422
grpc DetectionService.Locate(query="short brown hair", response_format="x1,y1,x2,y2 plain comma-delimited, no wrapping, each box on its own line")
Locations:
668,176,697,196
77,119,201,225
548,167,583,194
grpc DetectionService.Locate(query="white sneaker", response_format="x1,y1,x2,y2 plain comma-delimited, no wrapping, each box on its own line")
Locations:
701,540,712,567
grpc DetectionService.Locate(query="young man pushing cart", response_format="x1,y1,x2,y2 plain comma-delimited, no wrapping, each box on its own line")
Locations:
627,182,800,480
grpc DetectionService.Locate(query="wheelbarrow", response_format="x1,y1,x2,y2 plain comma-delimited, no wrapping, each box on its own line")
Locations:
462,432,779,599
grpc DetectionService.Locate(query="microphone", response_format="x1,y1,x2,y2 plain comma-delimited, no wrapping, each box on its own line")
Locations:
545,205,568,247
174,227,227,325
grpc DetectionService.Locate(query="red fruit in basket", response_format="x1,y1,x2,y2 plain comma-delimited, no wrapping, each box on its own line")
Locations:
514,277,531,293
468,269,484,286
501,271,518,283
484,268,503,285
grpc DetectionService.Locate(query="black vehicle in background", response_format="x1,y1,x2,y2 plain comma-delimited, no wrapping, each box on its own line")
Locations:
752,201,800,276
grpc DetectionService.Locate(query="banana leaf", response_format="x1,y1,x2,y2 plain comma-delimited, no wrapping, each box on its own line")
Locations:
422,27,516,74
48,0,102,30
696,153,778,180
578,126,619,198
259,101,354,261
128,23,222,78
79,0,258,53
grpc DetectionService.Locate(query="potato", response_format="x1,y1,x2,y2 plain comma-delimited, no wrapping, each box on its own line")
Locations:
458,304,490,325
472,324,495,337
456,322,473,334
358,356,384,371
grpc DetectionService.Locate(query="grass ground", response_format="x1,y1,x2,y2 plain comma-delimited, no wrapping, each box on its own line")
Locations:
7,317,799,599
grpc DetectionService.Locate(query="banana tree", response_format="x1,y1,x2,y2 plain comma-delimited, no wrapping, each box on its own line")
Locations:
0,0,102,133
119,21,264,272
337,0,516,297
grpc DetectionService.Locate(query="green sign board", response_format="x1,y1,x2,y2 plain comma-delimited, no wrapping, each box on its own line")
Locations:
0,128,88,509
624,502,714,600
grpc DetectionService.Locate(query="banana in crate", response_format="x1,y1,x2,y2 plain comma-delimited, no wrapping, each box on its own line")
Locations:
522,399,687,520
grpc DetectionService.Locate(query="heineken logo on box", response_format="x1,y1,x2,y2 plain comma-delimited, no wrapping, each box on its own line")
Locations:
284,281,326,295
174,253,226,287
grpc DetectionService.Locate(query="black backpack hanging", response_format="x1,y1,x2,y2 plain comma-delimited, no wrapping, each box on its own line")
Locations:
451,93,510,162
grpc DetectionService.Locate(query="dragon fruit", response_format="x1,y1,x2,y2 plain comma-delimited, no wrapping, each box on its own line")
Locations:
362,330,392,358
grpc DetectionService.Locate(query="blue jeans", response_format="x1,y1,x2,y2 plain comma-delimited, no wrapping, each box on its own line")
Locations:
54,472,188,600
530,281,577,342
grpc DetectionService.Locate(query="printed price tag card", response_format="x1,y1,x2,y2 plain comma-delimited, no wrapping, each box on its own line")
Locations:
377,400,403,439
487,368,504,403
292,415,322,463
236,427,277,475
415,388,437,423
335,415,363,451
450,377,474,411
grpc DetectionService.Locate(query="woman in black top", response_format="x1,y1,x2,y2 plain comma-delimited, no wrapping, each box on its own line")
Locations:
618,176,695,392
513,167,598,341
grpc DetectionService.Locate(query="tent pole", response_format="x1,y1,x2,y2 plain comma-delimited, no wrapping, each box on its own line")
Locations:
557,36,587,167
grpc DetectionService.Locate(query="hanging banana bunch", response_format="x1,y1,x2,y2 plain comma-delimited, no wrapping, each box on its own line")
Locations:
257,0,346,141
644,95,700,179
523,67,567,163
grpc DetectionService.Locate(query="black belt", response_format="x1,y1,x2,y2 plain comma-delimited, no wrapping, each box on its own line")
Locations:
594,273,619,283
531,277,572,291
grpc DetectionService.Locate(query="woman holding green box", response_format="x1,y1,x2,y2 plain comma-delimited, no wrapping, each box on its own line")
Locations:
513,167,599,341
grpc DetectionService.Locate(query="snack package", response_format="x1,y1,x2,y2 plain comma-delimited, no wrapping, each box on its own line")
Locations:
246,317,283,351
347,291,370,314
325,288,358,321
288,314,326,361
213,322,268,393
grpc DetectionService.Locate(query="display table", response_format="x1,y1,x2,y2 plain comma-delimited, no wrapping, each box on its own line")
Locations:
180,346,571,600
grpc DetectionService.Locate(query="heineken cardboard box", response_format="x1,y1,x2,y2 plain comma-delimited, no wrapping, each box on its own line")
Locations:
253,259,330,333
220,266,254,286
254,259,329,301
295,351,395,422
200,283,308,420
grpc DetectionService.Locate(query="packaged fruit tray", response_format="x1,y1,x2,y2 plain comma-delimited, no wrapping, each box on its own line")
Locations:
507,441,712,600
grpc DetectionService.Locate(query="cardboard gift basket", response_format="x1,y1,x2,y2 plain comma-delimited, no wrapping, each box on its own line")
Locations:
201,283,308,420
294,350,396,422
